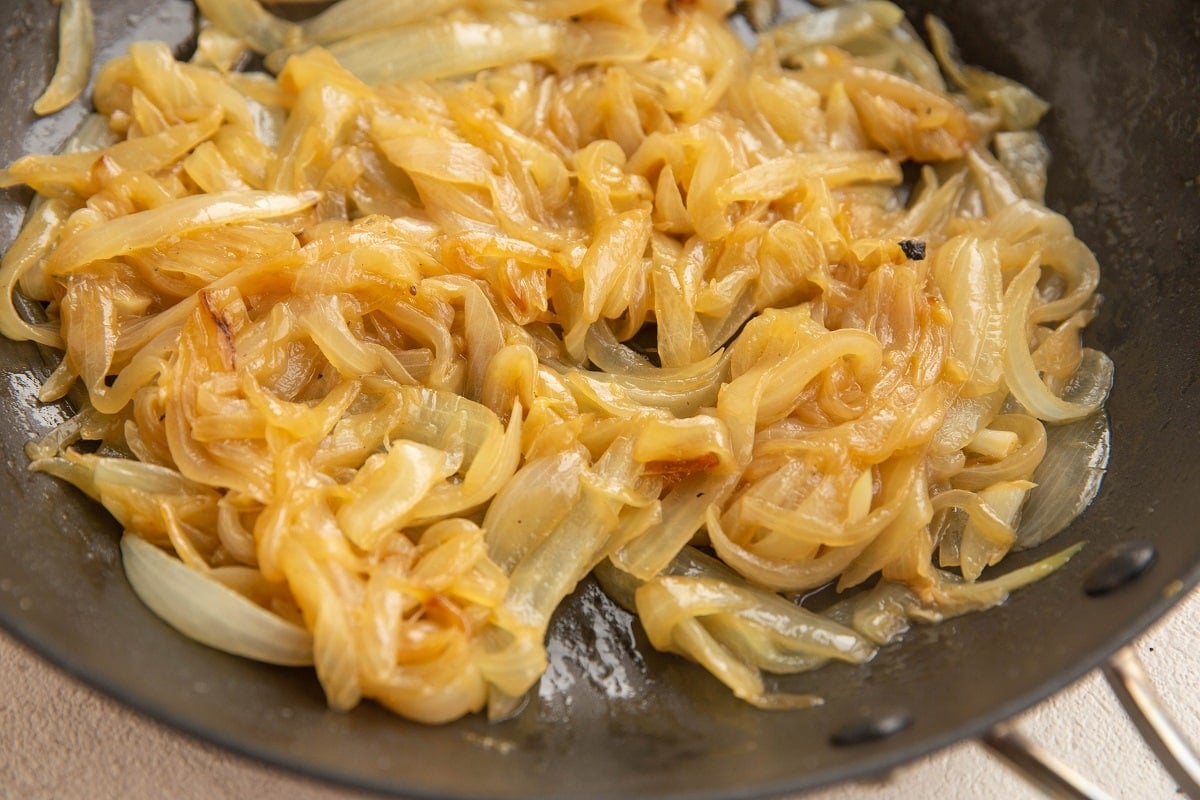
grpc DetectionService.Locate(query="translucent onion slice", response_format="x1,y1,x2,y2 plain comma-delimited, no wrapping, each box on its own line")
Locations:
633,573,872,708
499,436,650,636
932,236,1004,396
336,441,450,551
956,480,1030,582
32,0,95,116
952,413,1046,492
195,0,300,55
500,476,621,629
824,581,919,646
0,198,68,346
714,150,902,208
995,131,1051,203
300,0,465,44
581,324,733,416
707,506,869,592
484,449,587,572
1,110,223,197
828,542,1084,640
323,17,562,85
1016,411,1110,549
1003,262,1112,422
120,534,314,666
768,2,905,56
612,471,739,580
931,392,1003,457
45,190,319,275
927,542,1085,615
926,15,1049,131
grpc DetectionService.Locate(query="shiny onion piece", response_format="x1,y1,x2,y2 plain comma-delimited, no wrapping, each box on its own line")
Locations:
0,0,1111,722
120,533,315,666
32,0,95,116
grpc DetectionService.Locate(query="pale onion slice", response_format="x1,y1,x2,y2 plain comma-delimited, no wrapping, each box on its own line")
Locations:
926,15,1049,131
633,573,871,708
1,111,223,197
120,534,314,666
824,581,919,646
33,0,95,116
323,17,562,85
957,480,1031,582
931,235,1004,397
582,324,733,416
768,2,905,55
45,190,319,275
192,21,253,73
707,505,870,592
930,392,1003,457
995,131,1051,203
926,542,1085,616
611,471,739,580
0,198,68,346
1003,261,1112,422
335,441,450,551
484,448,587,572
827,542,1084,641
951,413,1047,492
1015,411,1110,549
300,0,465,44
195,0,300,55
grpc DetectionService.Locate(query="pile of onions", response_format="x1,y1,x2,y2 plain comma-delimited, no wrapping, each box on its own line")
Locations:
0,0,1110,722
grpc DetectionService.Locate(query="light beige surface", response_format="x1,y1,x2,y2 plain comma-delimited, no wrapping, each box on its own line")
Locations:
2,590,1196,800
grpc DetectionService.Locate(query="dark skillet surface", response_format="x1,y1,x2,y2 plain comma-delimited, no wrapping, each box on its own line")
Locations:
0,1,1197,798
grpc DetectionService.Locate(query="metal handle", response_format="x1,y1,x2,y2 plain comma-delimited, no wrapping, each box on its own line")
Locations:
1103,646,1200,798
982,645,1200,799
981,724,1114,800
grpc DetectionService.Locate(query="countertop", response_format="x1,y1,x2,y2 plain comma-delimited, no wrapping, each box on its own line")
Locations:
2,589,1196,800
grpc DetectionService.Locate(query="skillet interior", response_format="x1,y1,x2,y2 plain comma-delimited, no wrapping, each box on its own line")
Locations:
0,1,1197,797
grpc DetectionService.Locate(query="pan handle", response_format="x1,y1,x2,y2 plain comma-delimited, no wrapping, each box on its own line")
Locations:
981,724,1114,800
981,645,1200,800
1102,646,1200,798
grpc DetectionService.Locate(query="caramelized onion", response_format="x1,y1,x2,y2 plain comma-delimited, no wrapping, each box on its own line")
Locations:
0,0,1111,723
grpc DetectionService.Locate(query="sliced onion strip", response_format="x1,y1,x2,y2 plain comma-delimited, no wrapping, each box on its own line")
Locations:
120,533,314,666
1003,261,1112,422
33,0,95,116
